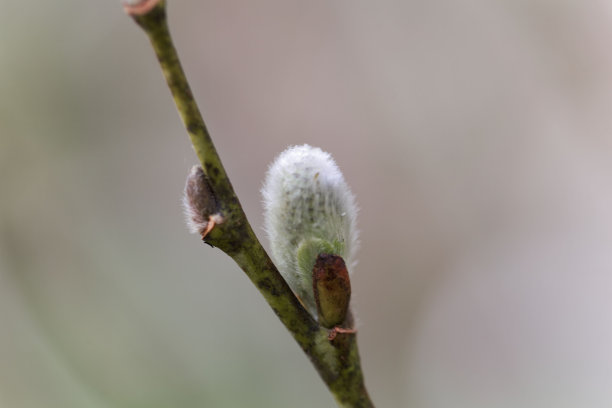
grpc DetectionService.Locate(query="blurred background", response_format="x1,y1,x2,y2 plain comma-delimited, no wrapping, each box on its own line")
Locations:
2,0,612,407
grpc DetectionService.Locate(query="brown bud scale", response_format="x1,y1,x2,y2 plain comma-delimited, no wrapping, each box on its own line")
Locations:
313,254,351,329
184,166,221,237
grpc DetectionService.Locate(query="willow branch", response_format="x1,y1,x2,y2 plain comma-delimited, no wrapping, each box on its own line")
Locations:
124,1,374,406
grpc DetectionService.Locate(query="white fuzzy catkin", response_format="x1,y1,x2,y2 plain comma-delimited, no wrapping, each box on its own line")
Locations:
262,145,358,316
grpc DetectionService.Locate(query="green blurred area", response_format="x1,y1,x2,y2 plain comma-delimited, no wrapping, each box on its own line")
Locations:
2,1,612,407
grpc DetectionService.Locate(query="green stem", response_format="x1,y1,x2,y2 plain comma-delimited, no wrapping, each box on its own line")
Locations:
130,0,230,199
127,1,374,407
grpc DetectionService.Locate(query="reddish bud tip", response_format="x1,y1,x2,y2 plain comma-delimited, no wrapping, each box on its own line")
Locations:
123,0,162,16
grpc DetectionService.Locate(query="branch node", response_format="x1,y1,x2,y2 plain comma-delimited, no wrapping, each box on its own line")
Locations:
200,213,224,239
327,327,357,341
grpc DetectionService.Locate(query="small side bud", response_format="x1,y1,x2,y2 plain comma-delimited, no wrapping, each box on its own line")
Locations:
183,166,223,238
313,254,351,329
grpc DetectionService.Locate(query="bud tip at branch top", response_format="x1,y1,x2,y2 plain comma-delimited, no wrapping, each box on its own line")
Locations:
122,0,162,16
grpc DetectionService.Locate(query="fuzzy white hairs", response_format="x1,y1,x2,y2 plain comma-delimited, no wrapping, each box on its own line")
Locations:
262,145,359,317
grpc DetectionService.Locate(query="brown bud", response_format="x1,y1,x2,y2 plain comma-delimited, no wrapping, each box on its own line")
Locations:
183,166,222,238
313,254,351,328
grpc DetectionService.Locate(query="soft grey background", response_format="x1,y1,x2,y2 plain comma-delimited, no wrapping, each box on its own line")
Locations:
1,1,612,407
